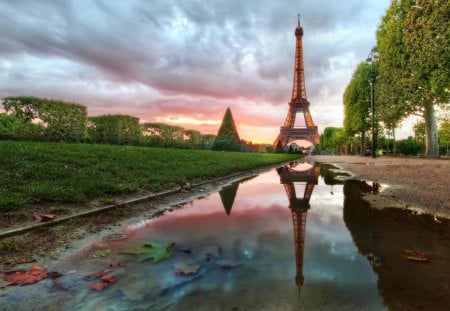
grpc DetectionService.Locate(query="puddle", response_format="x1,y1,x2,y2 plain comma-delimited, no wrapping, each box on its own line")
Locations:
1,163,449,310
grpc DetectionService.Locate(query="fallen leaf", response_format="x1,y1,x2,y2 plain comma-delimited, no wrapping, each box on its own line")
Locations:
89,282,109,291
403,250,429,262
215,260,241,268
33,214,55,222
100,275,115,283
173,261,200,276
92,249,111,258
83,269,113,281
1,266,47,285
128,241,173,263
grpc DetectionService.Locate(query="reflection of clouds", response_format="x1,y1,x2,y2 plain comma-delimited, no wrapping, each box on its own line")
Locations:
66,169,383,309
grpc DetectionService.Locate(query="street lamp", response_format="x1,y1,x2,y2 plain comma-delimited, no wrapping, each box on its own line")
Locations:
366,46,378,158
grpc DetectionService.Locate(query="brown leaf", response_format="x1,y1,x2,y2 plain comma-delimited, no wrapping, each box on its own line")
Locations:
173,261,200,276
83,269,113,281
403,250,429,262
100,275,115,283
1,266,47,285
33,213,55,222
215,260,240,268
89,282,109,291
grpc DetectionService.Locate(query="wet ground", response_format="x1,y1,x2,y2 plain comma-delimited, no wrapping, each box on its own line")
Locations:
1,163,449,311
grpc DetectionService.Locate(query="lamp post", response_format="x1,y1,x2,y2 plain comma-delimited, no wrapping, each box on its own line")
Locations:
366,46,378,158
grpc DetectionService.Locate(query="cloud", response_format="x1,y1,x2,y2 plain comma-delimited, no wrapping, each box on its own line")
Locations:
0,0,391,143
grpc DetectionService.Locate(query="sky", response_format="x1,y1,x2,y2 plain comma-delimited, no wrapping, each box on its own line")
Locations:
0,0,410,144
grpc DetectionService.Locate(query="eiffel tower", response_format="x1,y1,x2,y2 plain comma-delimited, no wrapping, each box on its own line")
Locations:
277,163,320,295
274,15,319,148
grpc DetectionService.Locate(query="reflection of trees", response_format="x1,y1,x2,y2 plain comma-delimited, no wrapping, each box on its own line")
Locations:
316,163,348,186
277,163,320,295
343,180,450,310
219,183,239,215
218,175,257,215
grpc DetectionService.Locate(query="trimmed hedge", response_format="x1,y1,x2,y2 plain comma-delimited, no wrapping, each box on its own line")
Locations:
88,114,141,145
141,122,185,148
0,113,44,140
2,96,87,142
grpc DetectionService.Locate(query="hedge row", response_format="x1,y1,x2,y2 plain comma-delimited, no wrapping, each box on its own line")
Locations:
1,96,216,148
2,96,86,142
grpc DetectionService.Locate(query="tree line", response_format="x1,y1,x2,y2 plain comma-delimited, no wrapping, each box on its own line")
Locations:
0,96,271,152
342,0,449,157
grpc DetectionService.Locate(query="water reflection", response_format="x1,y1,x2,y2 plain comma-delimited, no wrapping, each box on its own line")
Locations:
343,180,450,310
277,162,320,295
7,162,441,310
219,183,239,215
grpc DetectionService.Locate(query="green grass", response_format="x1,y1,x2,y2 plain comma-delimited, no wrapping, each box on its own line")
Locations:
0,141,299,210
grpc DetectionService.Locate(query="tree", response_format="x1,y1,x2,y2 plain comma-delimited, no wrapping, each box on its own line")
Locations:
319,127,347,155
376,0,449,156
438,118,450,156
343,63,373,155
212,107,241,151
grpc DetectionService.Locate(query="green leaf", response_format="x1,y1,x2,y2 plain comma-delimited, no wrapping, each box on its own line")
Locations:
92,249,111,258
135,241,172,263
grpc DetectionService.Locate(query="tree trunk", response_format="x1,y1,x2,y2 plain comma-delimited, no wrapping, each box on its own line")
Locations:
393,128,397,155
424,102,439,157
360,132,366,156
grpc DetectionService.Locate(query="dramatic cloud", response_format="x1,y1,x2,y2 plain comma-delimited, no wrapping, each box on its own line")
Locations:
0,0,391,143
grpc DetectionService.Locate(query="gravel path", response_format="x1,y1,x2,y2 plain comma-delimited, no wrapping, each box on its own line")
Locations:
305,155,450,219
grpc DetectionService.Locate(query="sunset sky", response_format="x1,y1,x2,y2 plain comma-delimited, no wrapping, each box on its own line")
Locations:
0,0,414,144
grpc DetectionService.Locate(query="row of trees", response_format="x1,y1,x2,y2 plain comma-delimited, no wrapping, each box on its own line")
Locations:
343,0,449,157
317,121,449,156
0,96,271,152
0,96,219,149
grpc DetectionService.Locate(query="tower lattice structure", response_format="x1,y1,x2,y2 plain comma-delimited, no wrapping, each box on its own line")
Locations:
277,164,320,295
274,15,319,148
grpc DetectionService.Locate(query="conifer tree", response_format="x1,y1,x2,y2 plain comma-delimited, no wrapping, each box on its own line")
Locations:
212,107,241,151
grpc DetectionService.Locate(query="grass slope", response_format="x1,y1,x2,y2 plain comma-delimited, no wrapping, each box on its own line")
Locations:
0,141,299,210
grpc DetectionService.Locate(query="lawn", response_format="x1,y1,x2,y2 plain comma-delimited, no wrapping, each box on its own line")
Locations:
0,141,299,210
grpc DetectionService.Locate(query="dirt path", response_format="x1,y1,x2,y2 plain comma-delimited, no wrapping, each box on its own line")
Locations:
305,155,450,219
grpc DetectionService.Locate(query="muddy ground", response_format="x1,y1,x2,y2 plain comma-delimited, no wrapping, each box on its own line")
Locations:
306,155,450,219
1,156,449,271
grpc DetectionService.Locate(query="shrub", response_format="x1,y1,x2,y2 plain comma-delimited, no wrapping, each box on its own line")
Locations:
88,115,141,145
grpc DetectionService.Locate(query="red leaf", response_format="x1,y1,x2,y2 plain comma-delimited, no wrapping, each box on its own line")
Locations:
403,250,429,262
41,214,55,221
1,266,47,285
83,269,113,281
33,213,55,222
89,282,109,291
100,275,115,283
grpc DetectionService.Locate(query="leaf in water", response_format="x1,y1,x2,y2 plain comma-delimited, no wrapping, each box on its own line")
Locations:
83,269,113,281
89,282,109,291
1,266,47,285
92,249,111,258
136,241,172,263
173,261,200,276
215,260,241,268
100,275,115,283
403,250,429,262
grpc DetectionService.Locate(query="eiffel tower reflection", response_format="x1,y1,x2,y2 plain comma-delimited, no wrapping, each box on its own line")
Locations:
277,163,320,295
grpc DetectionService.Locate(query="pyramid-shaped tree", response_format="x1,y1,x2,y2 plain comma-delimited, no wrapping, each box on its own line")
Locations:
212,107,241,151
